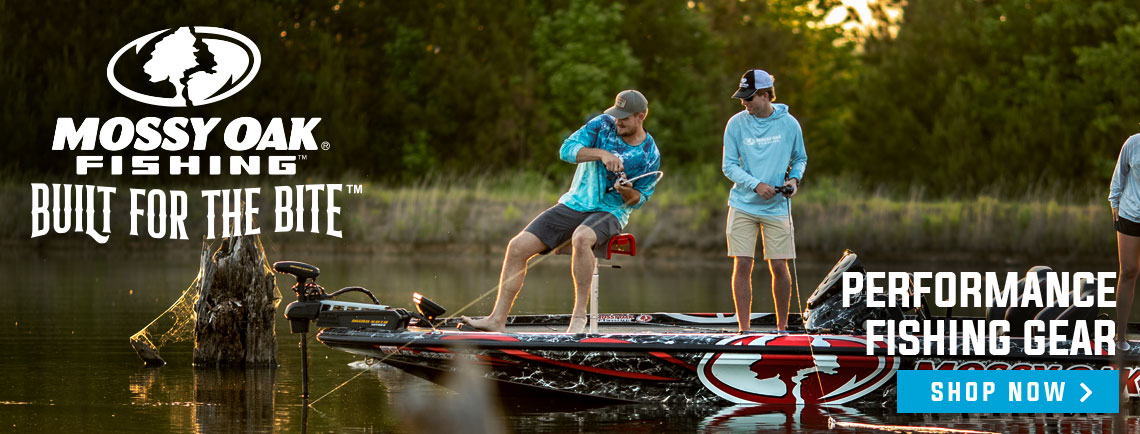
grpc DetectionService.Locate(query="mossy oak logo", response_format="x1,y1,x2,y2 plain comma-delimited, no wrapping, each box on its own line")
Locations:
744,135,781,147
698,335,898,405
107,27,260,107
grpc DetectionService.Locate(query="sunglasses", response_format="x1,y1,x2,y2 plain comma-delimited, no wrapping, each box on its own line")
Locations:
742,92,761,102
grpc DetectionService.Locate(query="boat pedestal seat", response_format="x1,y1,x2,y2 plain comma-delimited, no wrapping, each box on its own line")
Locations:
995,266,1100,337
548,233,636,259
1031,281,1099,337
994,266,1052,336
547,233,637,334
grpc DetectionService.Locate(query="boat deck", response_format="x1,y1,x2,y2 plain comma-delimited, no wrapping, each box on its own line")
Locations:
431,312,1140,340
433,312,788,335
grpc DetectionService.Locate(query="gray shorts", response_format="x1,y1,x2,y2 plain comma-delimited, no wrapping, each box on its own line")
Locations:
524,204,621,254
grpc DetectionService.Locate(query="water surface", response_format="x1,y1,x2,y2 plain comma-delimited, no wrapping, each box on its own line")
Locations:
0,250,1127,433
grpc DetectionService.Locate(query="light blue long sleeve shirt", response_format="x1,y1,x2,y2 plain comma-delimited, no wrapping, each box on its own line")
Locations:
722,104,807,216
1109,134,1140,221
558,114,661,227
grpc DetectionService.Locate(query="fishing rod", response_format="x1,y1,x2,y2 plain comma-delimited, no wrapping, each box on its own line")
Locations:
776,182,833,416
605,170,664,193
777,182,968,432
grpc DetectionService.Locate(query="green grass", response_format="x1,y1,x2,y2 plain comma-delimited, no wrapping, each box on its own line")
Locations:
335,169,1114,259
5,170,1117,259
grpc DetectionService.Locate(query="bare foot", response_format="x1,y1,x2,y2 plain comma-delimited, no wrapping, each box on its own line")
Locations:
460,316,505,333
566,315,587,334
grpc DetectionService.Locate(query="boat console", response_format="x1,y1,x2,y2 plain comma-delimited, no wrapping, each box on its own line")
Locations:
802,250,917,334
992,265,1101,337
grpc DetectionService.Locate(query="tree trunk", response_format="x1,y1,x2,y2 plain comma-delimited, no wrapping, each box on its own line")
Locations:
192,233,279,368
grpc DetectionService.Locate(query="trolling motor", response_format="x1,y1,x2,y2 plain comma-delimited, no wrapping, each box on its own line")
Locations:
278,261,409,332
276,260,409,398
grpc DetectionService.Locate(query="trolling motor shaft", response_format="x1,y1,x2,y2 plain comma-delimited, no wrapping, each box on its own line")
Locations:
274,261,414,399
276,261,323,399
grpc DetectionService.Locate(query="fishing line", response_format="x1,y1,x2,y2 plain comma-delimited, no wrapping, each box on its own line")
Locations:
311,183,638,407
308,333,427,408
828,419,999,434
307,364,368,406
312,168,664,407
443,170,665,325
784,191,953,430
310,231,580,408
783,189,833,422
438,238,571,324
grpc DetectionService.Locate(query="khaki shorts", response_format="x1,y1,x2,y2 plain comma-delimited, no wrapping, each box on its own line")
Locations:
726,207,795,259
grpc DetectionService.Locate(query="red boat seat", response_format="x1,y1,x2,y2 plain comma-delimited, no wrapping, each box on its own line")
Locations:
605,233,636,260
549,233,637,260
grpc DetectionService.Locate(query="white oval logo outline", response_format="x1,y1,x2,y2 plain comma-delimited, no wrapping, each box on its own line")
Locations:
106,27,261,107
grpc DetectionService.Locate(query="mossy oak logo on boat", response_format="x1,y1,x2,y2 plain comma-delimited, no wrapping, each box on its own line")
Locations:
107,27,261,107
697,335,898,405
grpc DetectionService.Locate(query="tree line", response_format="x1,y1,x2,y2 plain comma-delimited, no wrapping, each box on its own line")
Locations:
5,0,1139,197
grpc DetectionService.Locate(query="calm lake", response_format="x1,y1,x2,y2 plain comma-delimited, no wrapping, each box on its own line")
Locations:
0,249,1133,433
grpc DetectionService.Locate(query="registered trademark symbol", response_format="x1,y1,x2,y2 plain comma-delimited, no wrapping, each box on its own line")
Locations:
321,141,330,150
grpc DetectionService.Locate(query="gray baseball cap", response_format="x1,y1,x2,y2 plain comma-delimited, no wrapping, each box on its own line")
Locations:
604,90,648,119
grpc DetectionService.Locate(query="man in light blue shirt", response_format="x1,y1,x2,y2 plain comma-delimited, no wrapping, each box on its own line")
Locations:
464,90,661,333
722,69,807,332
1109,133,1140,350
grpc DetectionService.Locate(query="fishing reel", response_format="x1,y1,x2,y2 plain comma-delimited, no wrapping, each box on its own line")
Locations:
608,170,632,187
772,184,795,197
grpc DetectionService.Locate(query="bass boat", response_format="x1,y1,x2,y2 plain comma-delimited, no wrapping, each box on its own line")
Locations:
278,250,1139,406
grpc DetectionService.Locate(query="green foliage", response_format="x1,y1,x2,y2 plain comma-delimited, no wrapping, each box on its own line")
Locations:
533,0,639,125
6,0,1138,198
3,0,857,185
841,0,1140,195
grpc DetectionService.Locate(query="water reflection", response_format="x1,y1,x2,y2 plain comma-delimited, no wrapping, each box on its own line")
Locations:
370,356,1140,434
192,369,276,434
493,400,1140,434
4,253,1133,433
402,346,506,434
699,405,869,433
128,367,279,434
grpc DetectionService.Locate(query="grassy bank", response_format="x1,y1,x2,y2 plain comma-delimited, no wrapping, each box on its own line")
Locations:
6,170,1116,260
340,170,1113,260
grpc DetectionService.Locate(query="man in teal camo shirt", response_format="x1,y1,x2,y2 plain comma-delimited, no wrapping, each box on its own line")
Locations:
463,90,661,333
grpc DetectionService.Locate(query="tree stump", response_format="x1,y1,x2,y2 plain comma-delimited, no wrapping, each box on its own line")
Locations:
192,233,279,367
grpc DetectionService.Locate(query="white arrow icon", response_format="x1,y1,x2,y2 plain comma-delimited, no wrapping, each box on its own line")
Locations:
1081,383,1092,402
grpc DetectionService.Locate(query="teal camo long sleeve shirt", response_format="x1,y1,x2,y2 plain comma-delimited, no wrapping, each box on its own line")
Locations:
558,114,661,227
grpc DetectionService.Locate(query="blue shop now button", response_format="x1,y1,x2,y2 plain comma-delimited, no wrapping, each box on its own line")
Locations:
897,370,1118,413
